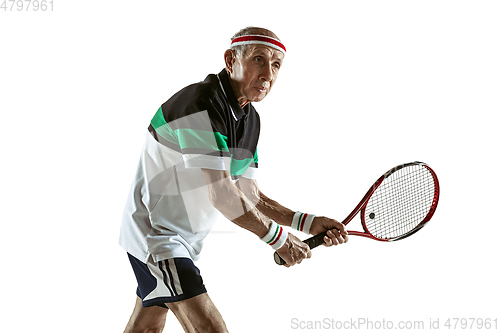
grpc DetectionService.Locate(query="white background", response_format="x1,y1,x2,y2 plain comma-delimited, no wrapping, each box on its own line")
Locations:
1,0,498,332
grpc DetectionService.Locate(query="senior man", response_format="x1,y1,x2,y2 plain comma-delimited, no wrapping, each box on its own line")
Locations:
120,27,348,333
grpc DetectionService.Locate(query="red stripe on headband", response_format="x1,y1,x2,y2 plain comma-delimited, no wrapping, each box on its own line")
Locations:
231,35,286,53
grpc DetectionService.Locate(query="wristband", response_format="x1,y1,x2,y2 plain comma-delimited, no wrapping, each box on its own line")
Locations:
260,220,288,251
291,211,315,234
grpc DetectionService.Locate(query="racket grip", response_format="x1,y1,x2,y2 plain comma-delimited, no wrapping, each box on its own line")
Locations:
273,231,328,265
303,231,328,250
274,252,286,265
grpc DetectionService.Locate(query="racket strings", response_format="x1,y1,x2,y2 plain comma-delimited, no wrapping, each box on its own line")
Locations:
364,165,437,239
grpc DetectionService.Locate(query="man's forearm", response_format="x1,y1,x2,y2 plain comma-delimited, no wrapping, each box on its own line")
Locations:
202,168,272,238
232,176,295,227
230,201,271,238
255,192,295,227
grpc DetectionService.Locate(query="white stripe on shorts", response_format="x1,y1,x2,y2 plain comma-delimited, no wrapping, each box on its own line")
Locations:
167,259,184,296
143,258,183,302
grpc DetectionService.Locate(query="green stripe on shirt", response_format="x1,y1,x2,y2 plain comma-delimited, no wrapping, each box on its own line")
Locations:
176,128,228,152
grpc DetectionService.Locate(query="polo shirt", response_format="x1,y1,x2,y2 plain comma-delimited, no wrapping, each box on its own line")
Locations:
119,69,260,264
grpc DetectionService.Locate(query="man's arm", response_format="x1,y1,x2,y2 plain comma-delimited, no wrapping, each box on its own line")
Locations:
201,168,311,266
236,177,349,246
233,175,294,227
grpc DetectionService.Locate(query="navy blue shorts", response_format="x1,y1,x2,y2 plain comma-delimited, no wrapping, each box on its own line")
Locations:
127,253,207,308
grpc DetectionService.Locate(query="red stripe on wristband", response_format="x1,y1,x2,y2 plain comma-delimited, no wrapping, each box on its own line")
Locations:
266,225,280,244
299,213,308,232
269,226,283,246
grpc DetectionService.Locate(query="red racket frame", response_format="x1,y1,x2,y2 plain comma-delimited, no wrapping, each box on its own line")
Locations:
350,162,440,241
274,162,440,265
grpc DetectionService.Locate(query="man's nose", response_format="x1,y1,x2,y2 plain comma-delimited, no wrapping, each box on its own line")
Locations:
260,62,273,83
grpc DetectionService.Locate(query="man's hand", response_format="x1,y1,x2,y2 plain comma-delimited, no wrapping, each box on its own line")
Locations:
309,216,349,247
275,233,312,267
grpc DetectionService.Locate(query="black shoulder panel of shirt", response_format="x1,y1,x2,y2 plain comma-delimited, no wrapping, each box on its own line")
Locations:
158,69,259,141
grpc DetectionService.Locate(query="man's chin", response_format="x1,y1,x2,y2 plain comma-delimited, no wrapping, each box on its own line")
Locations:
250,93,268,103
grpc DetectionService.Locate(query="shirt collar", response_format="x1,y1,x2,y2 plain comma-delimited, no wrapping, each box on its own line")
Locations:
217,69,247,121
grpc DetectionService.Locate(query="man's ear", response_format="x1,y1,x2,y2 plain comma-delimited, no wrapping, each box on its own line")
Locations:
224,49,236,74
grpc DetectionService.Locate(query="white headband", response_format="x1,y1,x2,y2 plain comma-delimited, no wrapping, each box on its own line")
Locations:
230,35,286,54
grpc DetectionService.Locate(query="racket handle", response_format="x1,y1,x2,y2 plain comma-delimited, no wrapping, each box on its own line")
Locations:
274,252,286,265
303,231,328,250
274,231,328,265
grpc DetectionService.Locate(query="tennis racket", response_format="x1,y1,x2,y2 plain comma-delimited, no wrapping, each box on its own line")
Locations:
274,161,440,265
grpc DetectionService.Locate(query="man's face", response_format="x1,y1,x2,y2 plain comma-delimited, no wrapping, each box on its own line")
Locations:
227,45,284,107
